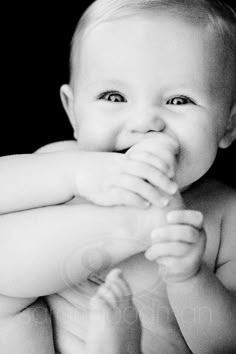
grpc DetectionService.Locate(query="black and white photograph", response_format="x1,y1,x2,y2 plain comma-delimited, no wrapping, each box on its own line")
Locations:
1,1,236,353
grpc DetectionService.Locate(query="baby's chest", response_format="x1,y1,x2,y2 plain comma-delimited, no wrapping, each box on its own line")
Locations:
49,255,187,353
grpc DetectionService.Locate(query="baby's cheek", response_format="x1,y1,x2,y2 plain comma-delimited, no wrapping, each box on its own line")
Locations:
176,135,218,189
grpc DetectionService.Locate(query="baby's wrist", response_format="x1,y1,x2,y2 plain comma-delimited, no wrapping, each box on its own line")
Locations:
166,263,203,289
61,150,85,198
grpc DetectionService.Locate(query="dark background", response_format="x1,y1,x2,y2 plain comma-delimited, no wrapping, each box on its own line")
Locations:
2,1,236,189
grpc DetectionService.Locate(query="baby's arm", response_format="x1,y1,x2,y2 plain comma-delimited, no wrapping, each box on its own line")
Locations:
0,296,55,354
0,150,79,214
0,201,173,298
146,191,236,353
0,199,178,354
0,134,179,353
0,196,177,353
0,134,177,215
0,133,179,297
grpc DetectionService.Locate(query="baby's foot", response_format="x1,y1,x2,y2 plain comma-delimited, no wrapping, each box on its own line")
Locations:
87,268,142,354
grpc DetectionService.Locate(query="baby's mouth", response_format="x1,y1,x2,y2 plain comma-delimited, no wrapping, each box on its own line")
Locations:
117,147,130,154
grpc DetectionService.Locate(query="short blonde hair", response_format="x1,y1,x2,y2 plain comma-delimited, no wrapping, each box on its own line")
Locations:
69,0,236,88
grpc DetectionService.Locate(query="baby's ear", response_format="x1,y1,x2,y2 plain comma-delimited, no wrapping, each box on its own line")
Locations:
60,84,77,137
219,103,236,149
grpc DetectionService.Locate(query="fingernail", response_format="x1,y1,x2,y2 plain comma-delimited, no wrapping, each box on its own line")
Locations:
170,183,178,194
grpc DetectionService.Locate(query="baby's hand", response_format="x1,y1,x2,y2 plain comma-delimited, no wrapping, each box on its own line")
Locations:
145,210,206,283
127,132,179,181
126,132,179,203
75,147,178,208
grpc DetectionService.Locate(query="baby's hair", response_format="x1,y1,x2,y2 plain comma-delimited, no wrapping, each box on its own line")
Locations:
69,0,236,87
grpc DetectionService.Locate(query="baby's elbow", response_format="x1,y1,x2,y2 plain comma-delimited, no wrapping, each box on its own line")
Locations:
0,293,37,319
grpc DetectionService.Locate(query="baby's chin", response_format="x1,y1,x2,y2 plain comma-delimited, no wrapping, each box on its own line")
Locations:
180,184,192,193
176,167,206,194
179,178,205,194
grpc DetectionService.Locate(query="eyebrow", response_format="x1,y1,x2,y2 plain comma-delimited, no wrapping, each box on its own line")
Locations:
84,79,129,90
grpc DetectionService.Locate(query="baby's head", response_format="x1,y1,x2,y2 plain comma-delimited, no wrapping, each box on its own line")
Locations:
69,0,236,88
61,0,236,190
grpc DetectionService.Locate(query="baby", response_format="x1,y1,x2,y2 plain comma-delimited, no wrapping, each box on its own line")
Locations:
0,0,236,353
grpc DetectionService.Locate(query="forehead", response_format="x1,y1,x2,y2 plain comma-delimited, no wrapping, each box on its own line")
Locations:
74,13,227,94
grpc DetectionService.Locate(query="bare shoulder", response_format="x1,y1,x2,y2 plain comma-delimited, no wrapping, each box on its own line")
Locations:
184,178,236,291
217,181,236,263
35,140,78,153
201,180,236,293
199,178,236,228
184,178,236,215
0,298,55,354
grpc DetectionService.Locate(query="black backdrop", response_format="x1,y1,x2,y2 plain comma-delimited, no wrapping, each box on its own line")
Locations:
1,1,236,189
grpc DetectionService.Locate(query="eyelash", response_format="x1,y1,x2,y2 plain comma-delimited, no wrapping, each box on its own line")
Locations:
97,91,195,105
97,91,127,103
166,96,195,105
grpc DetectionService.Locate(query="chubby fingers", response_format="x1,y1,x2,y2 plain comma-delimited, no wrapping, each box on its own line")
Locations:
127,133,179,172
141,132,180,156
166,210,204,229
123,160,178,194
110,155,179,208
127,150,173,177
145,210,205,261
110,175,171,208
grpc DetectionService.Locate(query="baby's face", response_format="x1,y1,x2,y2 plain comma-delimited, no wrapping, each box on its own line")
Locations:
68,13,234,190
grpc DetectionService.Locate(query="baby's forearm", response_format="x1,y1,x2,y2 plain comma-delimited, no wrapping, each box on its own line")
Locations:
0,151,78,214
0,298,55,354
0,203,150,298
167,263,236,353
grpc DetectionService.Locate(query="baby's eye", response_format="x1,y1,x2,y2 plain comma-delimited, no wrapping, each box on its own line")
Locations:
166,96,195,105
98,91,127,103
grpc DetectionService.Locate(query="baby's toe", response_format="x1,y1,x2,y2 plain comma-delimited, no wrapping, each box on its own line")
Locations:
97,283,118,309
106,269,132,298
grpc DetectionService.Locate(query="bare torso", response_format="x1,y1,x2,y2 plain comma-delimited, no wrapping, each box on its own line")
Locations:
47,177,224,354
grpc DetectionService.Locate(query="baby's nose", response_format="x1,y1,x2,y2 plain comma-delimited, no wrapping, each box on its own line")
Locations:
127,107,166,134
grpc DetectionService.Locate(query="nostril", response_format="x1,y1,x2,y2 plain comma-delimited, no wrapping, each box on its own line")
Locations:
129,114,166,134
